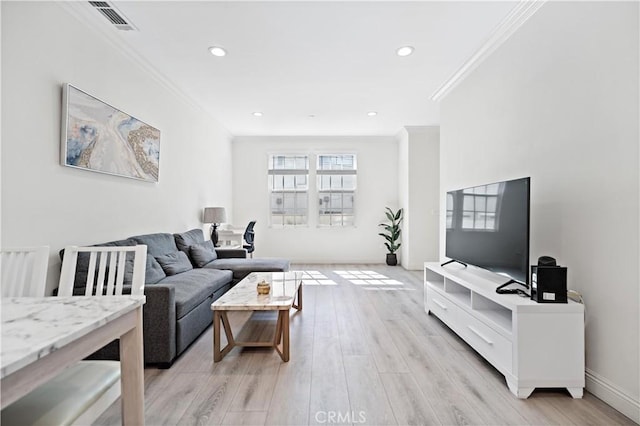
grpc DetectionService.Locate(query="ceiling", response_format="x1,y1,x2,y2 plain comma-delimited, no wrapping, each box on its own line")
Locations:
80,1,517,136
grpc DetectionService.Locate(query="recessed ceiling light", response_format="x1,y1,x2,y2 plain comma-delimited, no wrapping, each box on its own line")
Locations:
208,46,227,57
367,111,378,117
396,46,414,57
252,112,263,117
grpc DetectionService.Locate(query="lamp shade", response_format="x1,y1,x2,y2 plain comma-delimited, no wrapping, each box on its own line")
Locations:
203,207,227,224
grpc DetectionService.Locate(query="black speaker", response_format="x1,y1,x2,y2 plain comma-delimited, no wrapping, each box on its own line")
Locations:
531,265,567,303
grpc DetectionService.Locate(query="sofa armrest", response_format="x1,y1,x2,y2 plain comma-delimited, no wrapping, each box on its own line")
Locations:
83,284,177,365
215,248,247,259
142,284,177,365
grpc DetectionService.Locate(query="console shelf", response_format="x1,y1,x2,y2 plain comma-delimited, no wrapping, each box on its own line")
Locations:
424,262,585,399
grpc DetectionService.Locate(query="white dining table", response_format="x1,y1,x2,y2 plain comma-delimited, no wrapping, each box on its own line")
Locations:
1,295,146,425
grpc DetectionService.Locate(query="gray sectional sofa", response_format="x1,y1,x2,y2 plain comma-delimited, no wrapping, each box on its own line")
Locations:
63,228,289,367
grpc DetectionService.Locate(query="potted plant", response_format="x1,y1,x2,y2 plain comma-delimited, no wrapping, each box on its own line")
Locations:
378,207,403,266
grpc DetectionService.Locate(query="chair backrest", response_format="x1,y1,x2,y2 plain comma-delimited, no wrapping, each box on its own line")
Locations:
1,246,49,297
244,221,256,245
58,245,147,297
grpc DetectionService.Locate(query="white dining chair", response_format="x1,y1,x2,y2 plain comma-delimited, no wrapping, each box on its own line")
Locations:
1,246,49,297
58,245,147,296
1,245,147,426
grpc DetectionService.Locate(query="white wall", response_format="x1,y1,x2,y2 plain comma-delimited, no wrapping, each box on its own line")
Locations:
398,129,410,266
0,2,3,259
398,126,440,270
232,136,398,263
1,2,233,294
440,1,639,420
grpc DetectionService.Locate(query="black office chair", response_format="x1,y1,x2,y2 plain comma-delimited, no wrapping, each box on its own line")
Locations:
243,220,256,258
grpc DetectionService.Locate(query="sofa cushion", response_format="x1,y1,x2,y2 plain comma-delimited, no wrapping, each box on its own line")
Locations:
145,254,167,284
157,269,233,318
59,239,137,289
189,240,218,267
174,229,206,254
155,251,193,276
124,254,166,285
131,233,178,257
204,258,290,280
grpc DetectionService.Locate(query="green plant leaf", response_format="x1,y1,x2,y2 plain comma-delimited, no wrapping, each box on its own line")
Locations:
378,233,393,243
379,207,403,254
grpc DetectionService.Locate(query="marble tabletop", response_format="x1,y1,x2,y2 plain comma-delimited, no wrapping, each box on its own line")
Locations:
1,295,146,378
212,271,302,311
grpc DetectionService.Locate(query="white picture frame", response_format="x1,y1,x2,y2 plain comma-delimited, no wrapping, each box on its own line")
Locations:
61,83,161,182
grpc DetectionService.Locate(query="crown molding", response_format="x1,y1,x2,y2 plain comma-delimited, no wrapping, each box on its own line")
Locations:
430,0,547,103
58,2,215,121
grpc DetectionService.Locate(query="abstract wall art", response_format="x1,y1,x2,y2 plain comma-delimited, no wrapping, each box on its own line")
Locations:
61,84,160,182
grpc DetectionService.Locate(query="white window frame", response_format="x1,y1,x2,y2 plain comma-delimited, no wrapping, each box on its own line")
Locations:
268,154,309,227
461,183,502,231
316,154,357,227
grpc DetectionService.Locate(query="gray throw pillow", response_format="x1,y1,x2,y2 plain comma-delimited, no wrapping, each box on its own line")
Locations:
155,251,193,276
189,240,217,267
174,229,206,254
125,254,166,285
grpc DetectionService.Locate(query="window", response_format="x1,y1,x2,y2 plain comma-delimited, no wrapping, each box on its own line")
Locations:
446,193,454,229
461,183,501,230
268,155,309,226
317,154,357,227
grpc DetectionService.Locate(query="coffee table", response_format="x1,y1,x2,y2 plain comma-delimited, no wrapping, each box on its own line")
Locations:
211,271,303,362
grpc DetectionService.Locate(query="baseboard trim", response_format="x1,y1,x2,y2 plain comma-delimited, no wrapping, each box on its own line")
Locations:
585,368,640,423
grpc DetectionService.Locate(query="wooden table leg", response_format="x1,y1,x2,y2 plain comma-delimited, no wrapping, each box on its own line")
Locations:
292,283,303,311
274,309,283,346
213,310,222,362
214,310,235,362
274,309,290,362
119,306,145,425
282,309,290,362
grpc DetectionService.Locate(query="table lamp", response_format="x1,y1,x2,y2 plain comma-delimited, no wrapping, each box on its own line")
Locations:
203,207,227,247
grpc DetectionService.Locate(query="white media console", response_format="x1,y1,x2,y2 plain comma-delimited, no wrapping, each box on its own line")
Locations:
424,262,585,398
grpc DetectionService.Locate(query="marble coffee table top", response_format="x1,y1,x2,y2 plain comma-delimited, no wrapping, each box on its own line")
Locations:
1,296,145,378
212,271,302,311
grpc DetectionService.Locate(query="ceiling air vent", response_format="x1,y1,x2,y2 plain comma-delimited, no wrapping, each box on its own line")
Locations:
89,1,138,31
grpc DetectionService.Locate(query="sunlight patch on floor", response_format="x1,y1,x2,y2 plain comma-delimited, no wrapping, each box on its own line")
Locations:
298,270,337,286
360,287,416,291
333,270,405,288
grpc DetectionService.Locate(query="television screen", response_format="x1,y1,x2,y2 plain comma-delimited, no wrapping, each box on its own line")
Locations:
445,177,530,285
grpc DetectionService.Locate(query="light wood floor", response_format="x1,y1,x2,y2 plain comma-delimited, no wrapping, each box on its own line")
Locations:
95,265,635,426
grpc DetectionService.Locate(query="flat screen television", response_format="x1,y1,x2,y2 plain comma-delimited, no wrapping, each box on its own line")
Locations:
445,177,530,286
